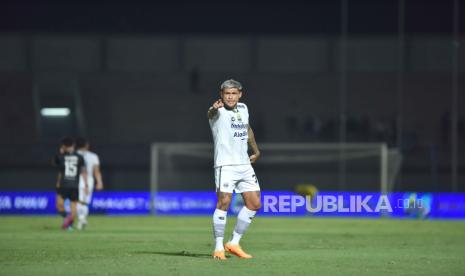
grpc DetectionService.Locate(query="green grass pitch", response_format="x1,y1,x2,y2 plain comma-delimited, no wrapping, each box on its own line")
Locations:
1,216,464,275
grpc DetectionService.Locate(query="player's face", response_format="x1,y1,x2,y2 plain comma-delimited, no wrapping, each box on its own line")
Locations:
64,145,75,153
221,88,242,109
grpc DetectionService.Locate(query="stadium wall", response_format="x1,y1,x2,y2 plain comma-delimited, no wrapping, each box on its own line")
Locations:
0,34,464,192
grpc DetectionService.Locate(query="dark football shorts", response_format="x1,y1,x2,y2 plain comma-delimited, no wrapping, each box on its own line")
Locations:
57,187,79,202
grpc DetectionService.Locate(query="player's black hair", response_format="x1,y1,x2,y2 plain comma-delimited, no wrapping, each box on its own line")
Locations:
61,137,74,147
75,137,88,149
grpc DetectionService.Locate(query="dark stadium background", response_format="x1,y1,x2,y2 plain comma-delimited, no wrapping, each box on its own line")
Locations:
0,0,463,193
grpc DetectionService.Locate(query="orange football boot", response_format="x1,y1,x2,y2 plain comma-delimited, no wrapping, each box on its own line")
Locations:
224,243,252,259
212,250,227,260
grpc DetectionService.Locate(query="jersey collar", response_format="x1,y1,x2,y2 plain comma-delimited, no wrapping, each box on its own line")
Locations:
224,104,238,112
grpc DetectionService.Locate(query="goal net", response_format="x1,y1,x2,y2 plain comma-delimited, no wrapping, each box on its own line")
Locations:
150,142,402,197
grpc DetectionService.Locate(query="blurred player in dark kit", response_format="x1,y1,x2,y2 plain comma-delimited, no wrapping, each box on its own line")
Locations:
53,137,88,230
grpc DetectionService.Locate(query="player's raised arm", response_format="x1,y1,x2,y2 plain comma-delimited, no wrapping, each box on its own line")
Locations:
248,126,261,163
207,99,224,119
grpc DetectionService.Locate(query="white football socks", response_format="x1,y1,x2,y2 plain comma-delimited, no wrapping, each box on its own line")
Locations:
230,206,256,245
212,209,227,251
77,203,89,224
230,231,242,245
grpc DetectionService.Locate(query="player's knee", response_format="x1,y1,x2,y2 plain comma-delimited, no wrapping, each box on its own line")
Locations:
217,198,231,211
247,201,261,211
216,203,229,211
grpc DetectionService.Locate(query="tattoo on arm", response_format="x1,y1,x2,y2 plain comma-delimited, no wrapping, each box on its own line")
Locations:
248,126,260,155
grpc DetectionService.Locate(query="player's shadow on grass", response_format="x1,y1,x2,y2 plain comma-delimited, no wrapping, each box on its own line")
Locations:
134,250,213,259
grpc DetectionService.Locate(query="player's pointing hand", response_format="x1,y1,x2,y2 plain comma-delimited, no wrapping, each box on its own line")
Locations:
208,99,223,119
212,99,224,109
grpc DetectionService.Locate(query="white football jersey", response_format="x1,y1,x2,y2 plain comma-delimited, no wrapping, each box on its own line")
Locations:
209,102,250,168
77,150,100,188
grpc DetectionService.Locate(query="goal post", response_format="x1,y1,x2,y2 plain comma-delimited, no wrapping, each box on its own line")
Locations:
150,143,401,214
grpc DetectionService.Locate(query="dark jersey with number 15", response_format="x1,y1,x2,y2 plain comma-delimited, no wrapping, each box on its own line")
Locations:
54,152,85,188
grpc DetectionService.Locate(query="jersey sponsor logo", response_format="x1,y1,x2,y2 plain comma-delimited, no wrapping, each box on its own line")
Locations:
231,122,249,129
233,130,248,138
231,115,242,122
237,104,245,109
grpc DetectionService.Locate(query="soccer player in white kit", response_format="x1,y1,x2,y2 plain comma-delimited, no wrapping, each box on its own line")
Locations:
76,137,104,230
208,79,261,260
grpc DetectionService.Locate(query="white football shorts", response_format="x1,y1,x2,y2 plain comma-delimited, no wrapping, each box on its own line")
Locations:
214,164,260,193
79,186,93,204
79,176,94,204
